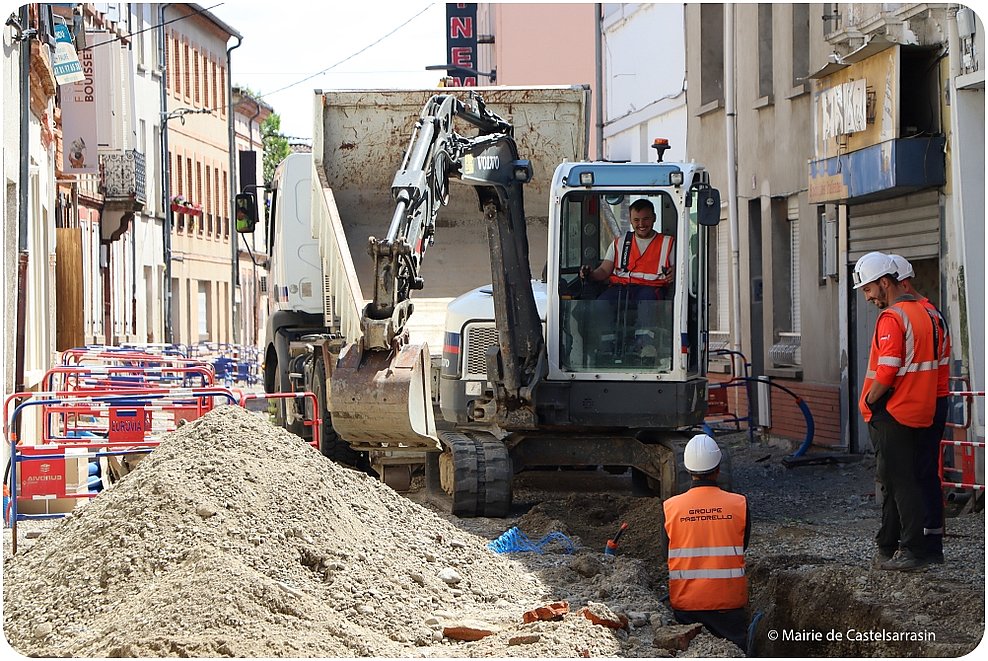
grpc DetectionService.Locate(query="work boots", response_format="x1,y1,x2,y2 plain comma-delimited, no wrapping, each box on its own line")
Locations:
879,549,929,572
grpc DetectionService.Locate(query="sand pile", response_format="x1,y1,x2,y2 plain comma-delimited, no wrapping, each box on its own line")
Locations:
2,405,632,657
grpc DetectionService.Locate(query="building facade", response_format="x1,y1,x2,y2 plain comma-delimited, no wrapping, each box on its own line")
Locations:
601,3,688,164
161,4,240,347
685,3,984,454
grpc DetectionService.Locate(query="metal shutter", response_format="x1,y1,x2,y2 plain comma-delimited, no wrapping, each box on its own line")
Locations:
847,189,941,262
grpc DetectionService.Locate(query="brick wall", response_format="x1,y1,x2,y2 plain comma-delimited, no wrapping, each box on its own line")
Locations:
705,375,842,449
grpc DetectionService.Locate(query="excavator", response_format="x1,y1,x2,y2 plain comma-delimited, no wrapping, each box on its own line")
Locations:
259,89,722,517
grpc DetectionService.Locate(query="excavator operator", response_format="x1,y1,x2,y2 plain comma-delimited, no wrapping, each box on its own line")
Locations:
579,198,675,355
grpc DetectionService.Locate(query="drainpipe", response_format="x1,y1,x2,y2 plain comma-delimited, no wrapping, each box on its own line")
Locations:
15,3,31,407
228,35,242,346
725,4,743,366
158,4,173,344
594,3,604,160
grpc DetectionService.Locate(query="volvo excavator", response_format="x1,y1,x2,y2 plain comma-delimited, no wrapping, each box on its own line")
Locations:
258,88,722,517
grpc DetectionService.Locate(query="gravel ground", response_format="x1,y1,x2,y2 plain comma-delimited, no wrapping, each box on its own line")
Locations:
2,407,984,657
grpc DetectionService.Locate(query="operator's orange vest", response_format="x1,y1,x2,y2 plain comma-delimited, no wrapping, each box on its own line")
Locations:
859,299,938,428
608,232,675,287
663,486,747,611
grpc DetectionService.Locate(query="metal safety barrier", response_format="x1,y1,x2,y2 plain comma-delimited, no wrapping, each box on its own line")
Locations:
4,388,239,554
939,385,985,493
239,391,321,450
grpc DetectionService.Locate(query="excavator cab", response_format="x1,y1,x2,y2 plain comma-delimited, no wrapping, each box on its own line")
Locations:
555,191,680,373
544,161,715,411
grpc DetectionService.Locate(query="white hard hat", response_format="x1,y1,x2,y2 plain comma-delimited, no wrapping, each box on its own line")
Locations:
852,252,899,289
684,433,722,474
889,254,915,280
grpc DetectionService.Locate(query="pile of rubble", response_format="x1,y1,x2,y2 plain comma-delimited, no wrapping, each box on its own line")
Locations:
4,405,719,658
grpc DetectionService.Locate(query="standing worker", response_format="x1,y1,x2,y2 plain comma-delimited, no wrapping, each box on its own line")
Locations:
663,434,750,652
854,252,939,571
889,253,950,564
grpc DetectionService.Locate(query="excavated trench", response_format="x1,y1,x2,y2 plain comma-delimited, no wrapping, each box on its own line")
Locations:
747,555,978,657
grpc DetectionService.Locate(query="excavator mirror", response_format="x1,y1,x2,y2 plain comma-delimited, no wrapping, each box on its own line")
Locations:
696,187,721,226
235,192,258,233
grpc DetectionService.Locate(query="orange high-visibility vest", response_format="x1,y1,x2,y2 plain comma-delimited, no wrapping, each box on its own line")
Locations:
859,299,938,428
608,231,675,287
663,486,748,611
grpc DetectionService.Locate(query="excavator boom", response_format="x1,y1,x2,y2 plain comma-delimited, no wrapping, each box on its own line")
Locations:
330,92,546,446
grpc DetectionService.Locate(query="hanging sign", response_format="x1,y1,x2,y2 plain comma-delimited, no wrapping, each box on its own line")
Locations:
53,23,85,86
446,3,478,86
61,41,98,174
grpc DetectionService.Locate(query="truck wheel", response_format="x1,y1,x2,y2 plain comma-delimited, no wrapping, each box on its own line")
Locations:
274,367,306,438
311,358,370,472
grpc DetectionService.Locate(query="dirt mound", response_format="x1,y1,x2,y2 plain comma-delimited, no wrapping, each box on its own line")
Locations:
2,406,637,657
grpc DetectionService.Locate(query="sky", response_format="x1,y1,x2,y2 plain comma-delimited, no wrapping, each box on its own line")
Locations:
210,1,449,140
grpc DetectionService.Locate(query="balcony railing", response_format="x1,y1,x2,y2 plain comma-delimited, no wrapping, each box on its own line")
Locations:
99,149,147,241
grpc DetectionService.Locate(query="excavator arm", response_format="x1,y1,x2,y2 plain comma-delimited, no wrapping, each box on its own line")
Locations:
331,92,545,447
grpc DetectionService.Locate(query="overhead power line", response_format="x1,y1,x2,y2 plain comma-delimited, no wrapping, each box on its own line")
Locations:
78,3,225,52
252,3,435,100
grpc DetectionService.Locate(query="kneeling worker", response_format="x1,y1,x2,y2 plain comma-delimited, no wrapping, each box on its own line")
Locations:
663,434,750,652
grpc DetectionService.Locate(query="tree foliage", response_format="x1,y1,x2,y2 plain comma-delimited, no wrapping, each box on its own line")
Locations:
261,113,291,186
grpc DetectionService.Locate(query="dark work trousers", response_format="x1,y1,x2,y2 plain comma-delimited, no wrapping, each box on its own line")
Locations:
598,284,665,330
871,414,927,557
917,397,949,557
674,607,748,653
598,284,664,305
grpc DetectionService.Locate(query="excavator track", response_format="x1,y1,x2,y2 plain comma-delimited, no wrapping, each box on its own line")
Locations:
438,430,513,517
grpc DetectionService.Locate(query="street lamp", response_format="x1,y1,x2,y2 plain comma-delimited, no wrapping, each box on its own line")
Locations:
160,106,211,344
425,64,497,83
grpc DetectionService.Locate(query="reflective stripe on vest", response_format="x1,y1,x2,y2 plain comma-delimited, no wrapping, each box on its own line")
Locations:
609,232,675,286
859,300,938,428
663,486,748,611
669,568,746,579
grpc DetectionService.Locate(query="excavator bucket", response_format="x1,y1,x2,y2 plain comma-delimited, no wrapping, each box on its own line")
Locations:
329,342,439,451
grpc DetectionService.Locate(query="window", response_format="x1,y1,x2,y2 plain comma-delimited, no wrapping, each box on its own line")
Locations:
174,154,184,232
211,60,218,111
792,3,810,87
700,3,724,107
788,205,801,335
172,34,181,94
193,48,201,104
183,42,190,98
219,66,226,114
133,4,145,68
197,281,211,342
215,168,221,235
205,165,213,235
757,4,773,101
186,156,193,231
769,197,802,367
153,126,161,216
222,170,229,237
196,161,204,235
